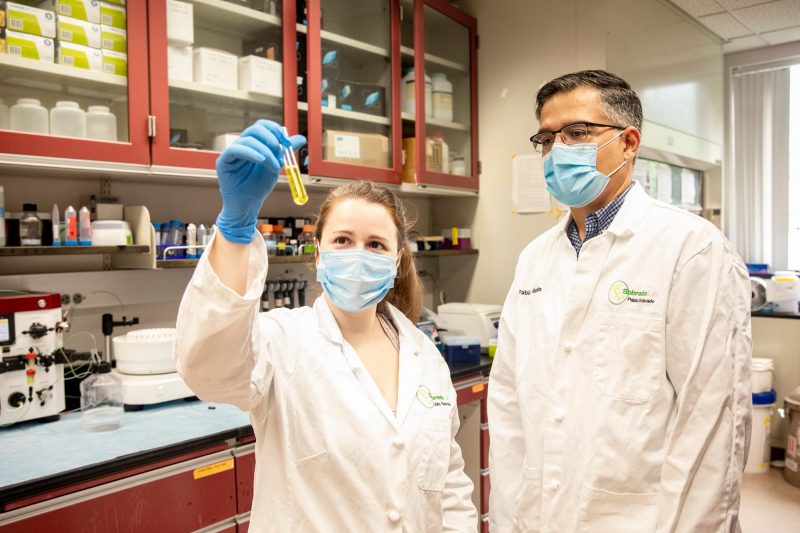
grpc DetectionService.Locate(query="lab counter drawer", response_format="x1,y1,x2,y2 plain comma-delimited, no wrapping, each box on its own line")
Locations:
0,450,237,533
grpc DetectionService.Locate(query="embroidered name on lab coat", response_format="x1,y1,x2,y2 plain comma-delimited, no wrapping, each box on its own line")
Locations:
518,287,542,296
416,385,452,408
608,280,656,305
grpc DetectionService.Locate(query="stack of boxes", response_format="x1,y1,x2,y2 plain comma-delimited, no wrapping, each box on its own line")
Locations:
0,1,127,76
166,0,193,82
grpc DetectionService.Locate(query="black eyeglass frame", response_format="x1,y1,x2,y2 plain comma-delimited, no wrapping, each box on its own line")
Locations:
529,121,625,152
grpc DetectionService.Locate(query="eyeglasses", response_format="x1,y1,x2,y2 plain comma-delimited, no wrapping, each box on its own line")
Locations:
530,122,624,154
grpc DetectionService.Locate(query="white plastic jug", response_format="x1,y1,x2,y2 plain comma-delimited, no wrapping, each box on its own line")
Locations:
86,105,118,141
51,101,87,138
751,358,774,393
10,98,49,134
402,69,432,117
431,72,453,122
0,98,9,130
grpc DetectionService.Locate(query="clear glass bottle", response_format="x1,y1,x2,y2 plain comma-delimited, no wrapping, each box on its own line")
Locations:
80,362,123,432
299,224,316,255
20,203,43,246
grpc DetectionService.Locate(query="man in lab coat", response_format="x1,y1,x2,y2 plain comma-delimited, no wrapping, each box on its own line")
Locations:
488,70,752,532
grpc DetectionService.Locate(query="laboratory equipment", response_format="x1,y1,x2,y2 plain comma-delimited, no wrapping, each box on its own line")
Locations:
299,224,315,254
0,292,68,426
86,105,117,141
50,101,87,139
402,69,432,117
297,280,307,307
20,203,42,246
282,127,308,206
64,205,78,246
90,220,133,245
198,223,208,247
428,132,449,173
0,99,9,129
745,389,775,474
51,204,60,246
750,277,768,311
442,336,481,364
80,362,123,432
436,302,502,349
442,228,471,250
186,223,197,259
784,386,800,488
10,98,48,134
451,154,466,176
751,358,773,394
0,186,6,247
431,73,453,122
78,206,92,245
766,271,800,313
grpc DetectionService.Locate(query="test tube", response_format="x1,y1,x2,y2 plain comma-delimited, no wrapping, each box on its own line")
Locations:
281,127,308,206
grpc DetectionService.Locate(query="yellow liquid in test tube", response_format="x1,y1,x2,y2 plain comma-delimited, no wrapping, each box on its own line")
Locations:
282,127,308,205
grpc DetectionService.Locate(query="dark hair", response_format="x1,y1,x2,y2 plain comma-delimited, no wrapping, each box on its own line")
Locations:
535,70,643,131
314,181,422,323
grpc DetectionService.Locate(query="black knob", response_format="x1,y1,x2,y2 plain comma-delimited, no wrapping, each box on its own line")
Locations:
8,392,26,408
22,322,50,339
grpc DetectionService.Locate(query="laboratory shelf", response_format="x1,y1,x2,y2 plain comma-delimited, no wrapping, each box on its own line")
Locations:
401,113,469,132
297,24,390,57
400,46,467,73
168,79,283,108
0,54,128,92
297,102,391,126
414,249,478,257
0,245,150,256
190,0,282,36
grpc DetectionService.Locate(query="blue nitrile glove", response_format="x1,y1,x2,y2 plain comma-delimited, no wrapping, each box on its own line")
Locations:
215,120,307,244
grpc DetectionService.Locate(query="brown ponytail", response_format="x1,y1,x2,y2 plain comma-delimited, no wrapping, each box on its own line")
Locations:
314,181,422,323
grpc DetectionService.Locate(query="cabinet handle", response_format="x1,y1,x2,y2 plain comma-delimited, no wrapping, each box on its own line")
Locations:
148,115,157,138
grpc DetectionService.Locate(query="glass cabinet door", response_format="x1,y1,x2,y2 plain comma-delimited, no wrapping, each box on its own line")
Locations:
305,0,400,183
402,0,477,189
0,1,150,164
149,0,296,169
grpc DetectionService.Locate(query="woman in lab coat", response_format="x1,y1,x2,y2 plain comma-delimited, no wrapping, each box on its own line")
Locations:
174,120,477,532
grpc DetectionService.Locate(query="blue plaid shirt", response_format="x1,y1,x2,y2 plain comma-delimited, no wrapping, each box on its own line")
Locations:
567,184,633,256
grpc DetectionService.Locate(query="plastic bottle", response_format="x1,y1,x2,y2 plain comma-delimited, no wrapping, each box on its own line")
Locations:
50,101,87,138
0,98,9,130
451,153,466,176
427,132,449,174
431,73,453,122
198,223,208,248
153,223,162,246
402,69,432,117
78,206,92,245
86,105,117,141
10,98,48,134
299,224,315,255
186,223,197,259
0,186,5,247
51,204,61,246
273,224,287,256
64,206,78,246
283,228,294,255
260,223,277,256
79,362,123,432
20,204,43,246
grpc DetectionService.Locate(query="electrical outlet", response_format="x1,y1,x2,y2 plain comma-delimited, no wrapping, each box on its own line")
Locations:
72,293,85,305
61,294,71,306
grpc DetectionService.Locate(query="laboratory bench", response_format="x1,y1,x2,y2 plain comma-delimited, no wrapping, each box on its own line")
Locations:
0,357,492,533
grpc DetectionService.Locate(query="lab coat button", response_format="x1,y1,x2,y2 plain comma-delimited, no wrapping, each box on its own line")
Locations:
392,438,404,449
551,480,561,491
563,344,572,353
387,510,401,522
555,412,566,423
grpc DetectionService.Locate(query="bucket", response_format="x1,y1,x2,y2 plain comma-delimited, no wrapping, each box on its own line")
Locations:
784,387,800,488
746,390,776,474
751,358,773,394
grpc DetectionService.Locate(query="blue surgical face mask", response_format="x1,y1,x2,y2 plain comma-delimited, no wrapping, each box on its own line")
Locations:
317,249,398,312
542,131,627,207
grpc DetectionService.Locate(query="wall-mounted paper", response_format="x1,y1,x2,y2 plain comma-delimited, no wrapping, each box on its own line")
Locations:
511,153,549,213
656,164,672,203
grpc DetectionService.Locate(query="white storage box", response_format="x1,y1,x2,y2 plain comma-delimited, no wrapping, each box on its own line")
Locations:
212,133,240,152
238,56,282,97
437,302,502,348
166,0,193,45
100,25,126,52
6,2,57,38
193,47,237,91
41,0,101,23
58,15,101,48
167,44,192,81
58,41,102,71
91,219,132,245
102,49,127,75
4,30,55,63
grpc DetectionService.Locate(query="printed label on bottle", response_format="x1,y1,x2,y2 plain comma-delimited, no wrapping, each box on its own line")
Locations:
67,217,78,239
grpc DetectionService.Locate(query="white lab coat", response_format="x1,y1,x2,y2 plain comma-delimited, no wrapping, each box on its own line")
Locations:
488,182,752,533
175,234,477,533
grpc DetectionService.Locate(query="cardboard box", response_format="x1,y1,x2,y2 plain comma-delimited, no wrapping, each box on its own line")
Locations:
99,2,125,30
238,56,282,97
167,43,192,82
6,2,56,38
57,40,101,70
41,1,101,24
58,16,100,48
166,0,193,45
100,24,125,52
323,130,389,168
101,48,126,75
193,47,237,91
212,132,240,152
104,0,124,5
5,29,55,62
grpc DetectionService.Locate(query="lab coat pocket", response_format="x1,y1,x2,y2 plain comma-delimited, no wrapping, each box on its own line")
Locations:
578,484,658,533
593,316,665,402
514,457,542,531
417,416,451,493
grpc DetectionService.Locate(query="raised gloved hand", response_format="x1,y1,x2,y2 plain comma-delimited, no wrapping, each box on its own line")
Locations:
215,120,307,244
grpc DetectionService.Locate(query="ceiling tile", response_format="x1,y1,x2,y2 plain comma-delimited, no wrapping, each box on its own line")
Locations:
717,0,779,9
699,12,754,38
670,0,727,16
761,25,800,43
733,0,800,33
722,34,770,52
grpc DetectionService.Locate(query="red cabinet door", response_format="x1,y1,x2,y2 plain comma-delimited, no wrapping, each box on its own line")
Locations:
0,2,150,165
147,0,299,170
234,444,256,514
0,451,237,533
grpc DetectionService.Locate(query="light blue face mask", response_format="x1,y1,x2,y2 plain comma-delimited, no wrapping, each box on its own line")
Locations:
542,131,627,207
317,249,398,313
